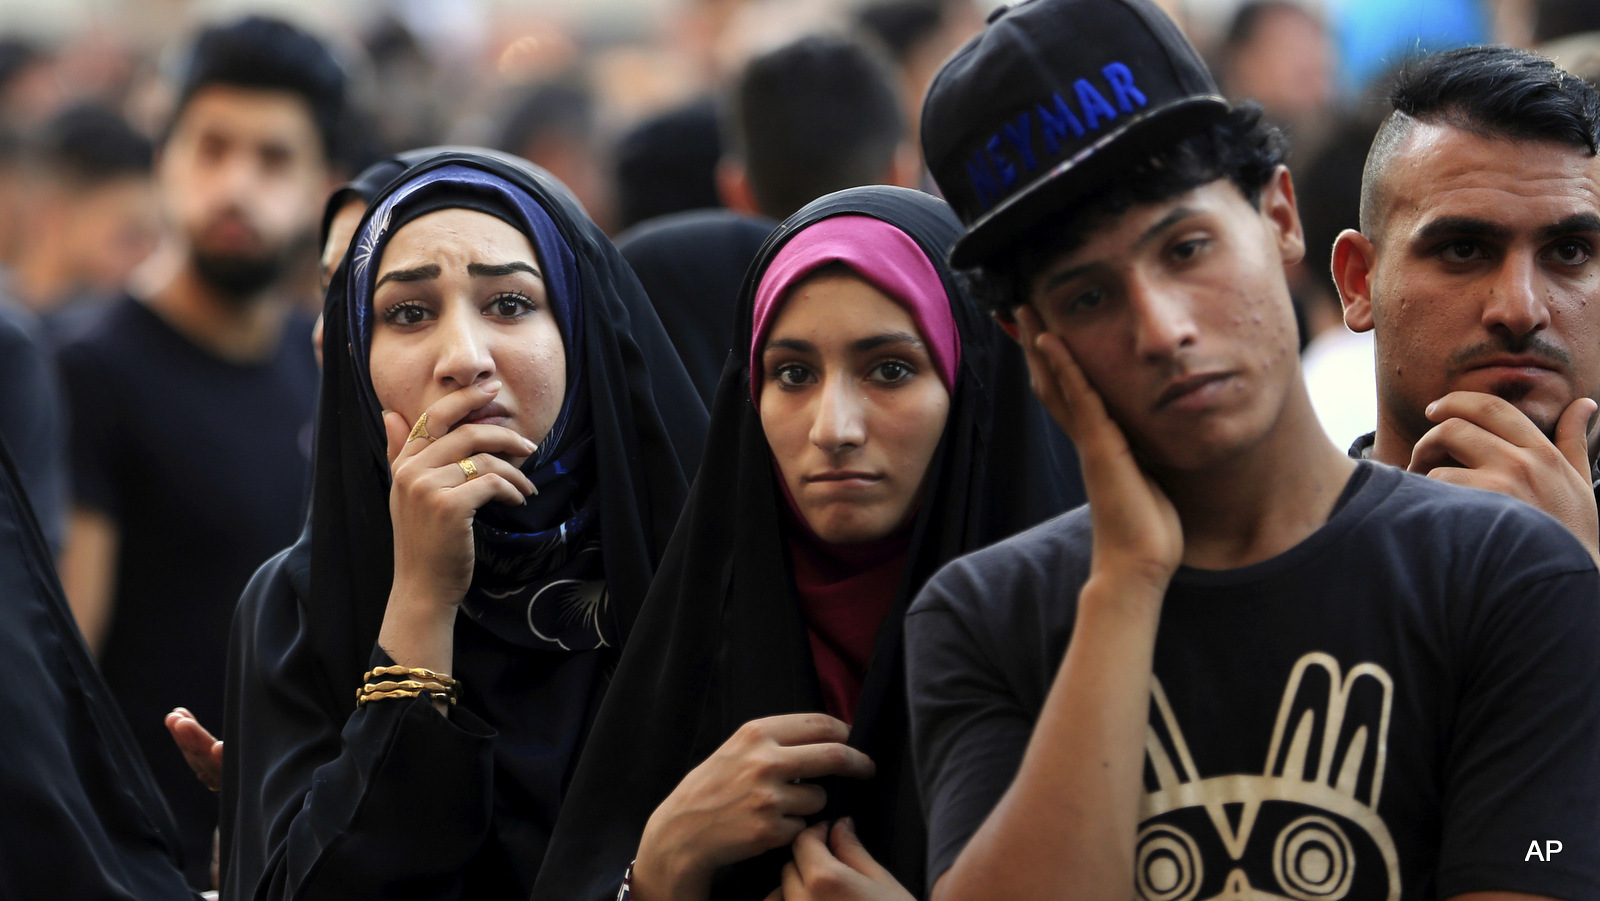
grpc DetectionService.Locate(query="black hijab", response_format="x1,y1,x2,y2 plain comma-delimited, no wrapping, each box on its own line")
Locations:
223,150,706,896
533,186,1082,901
0,436,194,898
617,209,775,406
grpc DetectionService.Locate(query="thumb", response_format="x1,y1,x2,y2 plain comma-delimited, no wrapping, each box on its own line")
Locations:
383,411,409,467
1554,397,1597,480
829,818,889,879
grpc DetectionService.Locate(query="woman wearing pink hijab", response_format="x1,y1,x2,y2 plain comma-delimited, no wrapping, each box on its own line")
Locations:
535,185,1083,901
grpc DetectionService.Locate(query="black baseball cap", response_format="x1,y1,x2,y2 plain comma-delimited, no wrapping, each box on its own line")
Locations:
923,0,1229,269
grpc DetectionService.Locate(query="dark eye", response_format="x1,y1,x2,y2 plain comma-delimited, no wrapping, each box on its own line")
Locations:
773,363,812,387
1548,239,1593,266
1439,240,1482,263
382,302,429,326
1065,286,1106,315
1170,237,1208,261
871,360,915,383
489,293,535,318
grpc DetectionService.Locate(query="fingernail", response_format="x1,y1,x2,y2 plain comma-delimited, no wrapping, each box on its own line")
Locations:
1425,400,1437,416
841,817,855,832
483,379,502,393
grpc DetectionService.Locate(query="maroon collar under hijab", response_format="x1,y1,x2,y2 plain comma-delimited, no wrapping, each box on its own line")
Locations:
750,214,958,723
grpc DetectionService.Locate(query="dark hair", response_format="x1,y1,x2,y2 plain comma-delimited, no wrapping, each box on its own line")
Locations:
726,33,904,220
1360,45,1600,233
496,78,596,158
170,16,347,161
613,96,723,231
855,0,945,65
30,103,152,188
965,103,1287,319
1223,0,1321,50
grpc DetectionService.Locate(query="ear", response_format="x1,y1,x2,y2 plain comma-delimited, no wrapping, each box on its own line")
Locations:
1259,165,1305,266
716,158,759,216
1330,228,1377,333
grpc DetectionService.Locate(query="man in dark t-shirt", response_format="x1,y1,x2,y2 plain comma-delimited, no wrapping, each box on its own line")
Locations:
55,17,343,890
905,1,1600,899
1330,46,1600,566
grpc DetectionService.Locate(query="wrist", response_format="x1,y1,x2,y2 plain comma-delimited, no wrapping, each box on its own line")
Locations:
1078,573,1166,624
631,827,710,901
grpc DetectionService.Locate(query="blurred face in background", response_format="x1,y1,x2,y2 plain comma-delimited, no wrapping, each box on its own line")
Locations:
159,84,330,299
60,176,159,291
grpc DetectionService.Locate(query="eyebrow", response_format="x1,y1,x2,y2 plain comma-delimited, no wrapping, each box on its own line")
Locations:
1537,213,1600,241
763,331,926,356
1412,216,1510,245
1039,206,1200,290
374,260,542,290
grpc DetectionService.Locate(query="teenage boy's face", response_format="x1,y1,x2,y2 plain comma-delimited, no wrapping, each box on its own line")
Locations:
1024,172,1306,471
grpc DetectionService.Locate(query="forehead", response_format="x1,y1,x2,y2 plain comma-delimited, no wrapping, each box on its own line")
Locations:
769,273,918,339
377,207,536,272
170,85,322,154
1382,122,1600,235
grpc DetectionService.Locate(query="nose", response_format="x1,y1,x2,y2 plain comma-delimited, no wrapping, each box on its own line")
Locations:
810,372,867,455
1129,275,1199,361
433,305,495,388
1482,250,1550,340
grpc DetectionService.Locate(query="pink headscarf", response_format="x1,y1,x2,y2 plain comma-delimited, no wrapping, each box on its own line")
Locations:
749,215,960,404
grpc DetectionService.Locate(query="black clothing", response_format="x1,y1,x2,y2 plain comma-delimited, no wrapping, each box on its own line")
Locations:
906,463,1600,899
57,294,317,888
0,300,66,554
221,151,706,901
0,416,195,899
534,186,1083,901
617,209,775,406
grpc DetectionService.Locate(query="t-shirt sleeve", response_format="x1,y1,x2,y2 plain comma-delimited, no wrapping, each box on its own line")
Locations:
56,340,123,519
905,560,1041,890
1435,561,1600,899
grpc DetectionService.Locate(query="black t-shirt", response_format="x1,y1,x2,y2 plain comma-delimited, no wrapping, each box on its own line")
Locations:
906,463,1600,900
57,295,317,889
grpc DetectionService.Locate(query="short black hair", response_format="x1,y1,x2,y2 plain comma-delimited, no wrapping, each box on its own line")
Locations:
30,103,152,188
1223,0,1321,50
1360,45,1600,235
965,103,1287,320
726,33,904,220
856,0,945,66
613,96,723,231
495,78,596,159
169,16,347,161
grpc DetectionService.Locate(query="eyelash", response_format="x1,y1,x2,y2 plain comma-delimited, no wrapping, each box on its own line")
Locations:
379,292,538,326
769,359,918,388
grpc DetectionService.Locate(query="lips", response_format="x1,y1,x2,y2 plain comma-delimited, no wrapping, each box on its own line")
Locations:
804,470,883,485
1154,372,1235,411
1465,355,1560,374
460,401,513,427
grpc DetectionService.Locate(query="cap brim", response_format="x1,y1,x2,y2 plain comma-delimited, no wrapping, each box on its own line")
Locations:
948,95,1231,270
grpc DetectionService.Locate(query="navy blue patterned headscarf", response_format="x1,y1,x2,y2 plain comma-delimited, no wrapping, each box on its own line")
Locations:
343,163,611,651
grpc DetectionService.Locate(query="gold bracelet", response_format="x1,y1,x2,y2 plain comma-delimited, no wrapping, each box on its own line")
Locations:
362,679,453,694
355,687,460,707
363,665,459,690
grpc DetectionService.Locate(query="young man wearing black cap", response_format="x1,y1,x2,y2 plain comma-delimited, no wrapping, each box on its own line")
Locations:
904,1,1600,899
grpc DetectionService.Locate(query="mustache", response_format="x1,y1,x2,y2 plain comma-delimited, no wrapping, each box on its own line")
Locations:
1447,333,1571,371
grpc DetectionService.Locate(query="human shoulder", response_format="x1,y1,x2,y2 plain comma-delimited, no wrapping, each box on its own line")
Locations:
909,504,1093,624
54,295,152,365
1366,465,1594,583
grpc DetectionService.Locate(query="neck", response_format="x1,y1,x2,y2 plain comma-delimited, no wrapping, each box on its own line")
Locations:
1157,382,1358,571
1369,402,1418,468
146,262,288,364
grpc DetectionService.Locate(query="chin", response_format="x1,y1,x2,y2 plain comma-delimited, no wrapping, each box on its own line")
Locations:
803,509,902,545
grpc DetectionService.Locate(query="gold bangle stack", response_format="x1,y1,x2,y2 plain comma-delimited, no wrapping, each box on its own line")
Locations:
356,665,462,707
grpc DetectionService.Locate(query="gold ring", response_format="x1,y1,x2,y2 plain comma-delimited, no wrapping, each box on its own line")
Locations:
407,412,434,443
457,458,479,481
